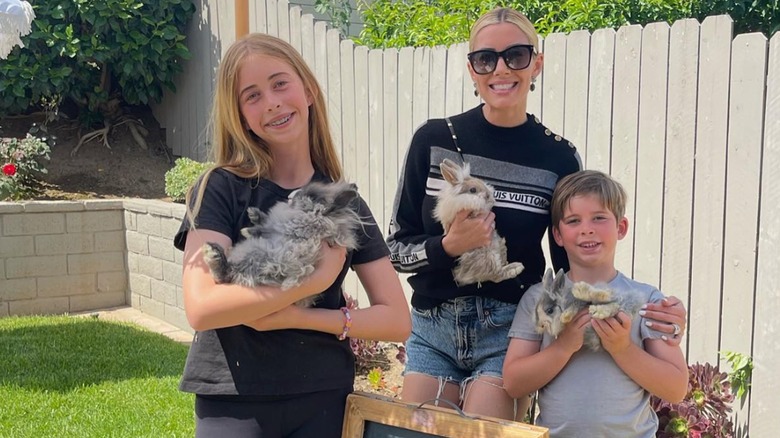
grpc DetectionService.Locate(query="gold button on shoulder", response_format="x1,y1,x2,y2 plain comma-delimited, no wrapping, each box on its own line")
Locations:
554,135,562,141
544,128,552,136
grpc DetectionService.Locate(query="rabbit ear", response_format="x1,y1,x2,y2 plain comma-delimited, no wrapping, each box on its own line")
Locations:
542,268,554,291
552,269,567,296
330,185,358,211
439,158,463,185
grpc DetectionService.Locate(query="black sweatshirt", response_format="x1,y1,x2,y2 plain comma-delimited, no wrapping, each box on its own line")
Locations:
387,104,582,309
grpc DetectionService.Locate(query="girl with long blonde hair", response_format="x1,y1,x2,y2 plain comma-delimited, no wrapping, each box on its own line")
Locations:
175,33,410,437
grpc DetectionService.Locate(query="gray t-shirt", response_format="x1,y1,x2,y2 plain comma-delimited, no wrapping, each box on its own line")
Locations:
508,271,665,438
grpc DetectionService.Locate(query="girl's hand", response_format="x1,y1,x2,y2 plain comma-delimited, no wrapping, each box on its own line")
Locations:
592,311,633,355
300,243,347,296
555,309,591,355
442,210,496,256
640,296,687,345
244,305,303,331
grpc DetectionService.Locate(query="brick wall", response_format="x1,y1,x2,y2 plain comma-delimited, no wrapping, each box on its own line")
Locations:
0,200,127,316
0,199,192,334
123,199,189,331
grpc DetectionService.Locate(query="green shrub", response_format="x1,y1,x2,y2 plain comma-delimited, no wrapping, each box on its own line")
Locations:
353,0,772,49
0,134,51,200
0,0,194,126
164,157,211,203
693,0,779,36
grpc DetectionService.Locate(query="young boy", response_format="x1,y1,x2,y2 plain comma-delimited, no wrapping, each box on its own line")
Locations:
503,170,688,437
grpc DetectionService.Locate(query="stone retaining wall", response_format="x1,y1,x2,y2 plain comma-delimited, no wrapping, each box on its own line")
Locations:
0,199,192,333
123,199,189,332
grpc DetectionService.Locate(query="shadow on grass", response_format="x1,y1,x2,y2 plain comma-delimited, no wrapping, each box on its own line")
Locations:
0,316,188,392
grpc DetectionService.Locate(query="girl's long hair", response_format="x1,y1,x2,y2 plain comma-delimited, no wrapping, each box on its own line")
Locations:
186,33,342,228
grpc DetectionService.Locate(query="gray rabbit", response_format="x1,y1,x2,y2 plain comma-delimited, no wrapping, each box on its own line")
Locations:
433,158,524,287
202,180,363,308
534,268,645,351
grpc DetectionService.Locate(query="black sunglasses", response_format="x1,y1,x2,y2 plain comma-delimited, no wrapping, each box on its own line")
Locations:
467,44,536,75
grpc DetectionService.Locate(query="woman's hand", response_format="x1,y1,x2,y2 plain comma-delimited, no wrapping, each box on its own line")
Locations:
640,296,687,345
442,210,496,257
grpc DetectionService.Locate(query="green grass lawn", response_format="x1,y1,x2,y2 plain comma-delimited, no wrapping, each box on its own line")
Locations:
0,315,194,437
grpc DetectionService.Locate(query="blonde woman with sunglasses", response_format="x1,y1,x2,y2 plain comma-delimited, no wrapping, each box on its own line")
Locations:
387,7,687,421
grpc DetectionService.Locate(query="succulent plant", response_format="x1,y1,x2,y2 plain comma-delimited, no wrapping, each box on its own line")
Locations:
344,294,387,374
652,362,735,437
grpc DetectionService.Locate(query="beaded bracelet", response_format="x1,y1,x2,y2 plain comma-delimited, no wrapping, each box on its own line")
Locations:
337,306,352,341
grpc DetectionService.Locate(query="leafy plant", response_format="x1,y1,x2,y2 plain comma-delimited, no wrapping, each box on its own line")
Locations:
315,0,354,37
693,0,779,37
651,362,737,438
0,0,194,143
354,0,497,48
351,0,773,49
720,351,753,407
164,157,211,203
0,134,51,200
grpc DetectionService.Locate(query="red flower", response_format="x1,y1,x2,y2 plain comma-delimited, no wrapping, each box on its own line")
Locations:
2,163,16,176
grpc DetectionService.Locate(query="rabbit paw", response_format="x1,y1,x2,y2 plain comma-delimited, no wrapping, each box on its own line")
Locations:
572,282,614,303
500,262,525,280
589,302,620,319
247,207,266,225
202,242,230,283
561,308,579,324
202,242,221,266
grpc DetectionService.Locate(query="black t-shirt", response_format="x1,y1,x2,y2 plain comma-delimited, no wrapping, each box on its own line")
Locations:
173,168,389,396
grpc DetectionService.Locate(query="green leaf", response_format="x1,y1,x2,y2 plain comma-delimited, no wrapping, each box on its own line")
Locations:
50,6,65,19
12,85,27,98
151,39,164,55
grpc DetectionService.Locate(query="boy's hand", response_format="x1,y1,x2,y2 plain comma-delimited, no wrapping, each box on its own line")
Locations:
555,309,591,355
592,311,632,355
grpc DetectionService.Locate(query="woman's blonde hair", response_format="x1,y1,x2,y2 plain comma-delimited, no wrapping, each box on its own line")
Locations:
469,7,539,52
186,33,342,226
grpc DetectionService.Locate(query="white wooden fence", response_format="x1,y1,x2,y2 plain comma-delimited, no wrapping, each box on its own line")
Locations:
151,1,780,433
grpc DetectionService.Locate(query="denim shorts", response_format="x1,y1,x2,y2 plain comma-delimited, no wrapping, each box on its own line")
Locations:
404,296,517,383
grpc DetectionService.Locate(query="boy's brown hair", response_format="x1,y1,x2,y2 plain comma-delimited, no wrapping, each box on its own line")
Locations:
551,170,627,228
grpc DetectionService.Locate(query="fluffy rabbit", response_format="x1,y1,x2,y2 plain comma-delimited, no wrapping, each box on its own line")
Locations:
202,180,363,308
433,158,524,286
534,268,645,351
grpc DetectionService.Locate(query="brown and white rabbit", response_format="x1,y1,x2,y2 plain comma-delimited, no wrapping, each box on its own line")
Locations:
534,268,646,351
433,158,524,286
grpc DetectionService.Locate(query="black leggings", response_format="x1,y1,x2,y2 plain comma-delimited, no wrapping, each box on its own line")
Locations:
195,388,352,438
